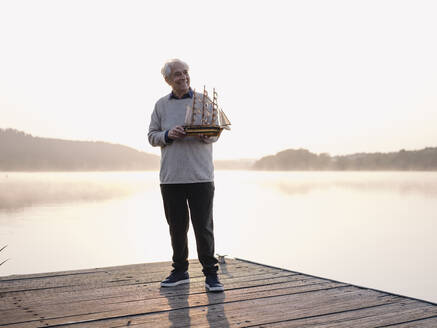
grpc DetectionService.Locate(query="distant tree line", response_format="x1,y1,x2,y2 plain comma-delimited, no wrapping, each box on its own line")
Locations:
0,129,159,171
3,128,436,171
253,148,437,171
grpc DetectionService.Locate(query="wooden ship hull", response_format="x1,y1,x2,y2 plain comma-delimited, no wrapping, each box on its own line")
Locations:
183,125,223,137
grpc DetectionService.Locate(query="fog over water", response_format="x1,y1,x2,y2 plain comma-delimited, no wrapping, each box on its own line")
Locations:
0,171,436,303
0,172,152,210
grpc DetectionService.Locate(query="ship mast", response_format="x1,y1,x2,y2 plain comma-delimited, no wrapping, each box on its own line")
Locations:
201,85,207,125
211,88,218,126
191,88,196,125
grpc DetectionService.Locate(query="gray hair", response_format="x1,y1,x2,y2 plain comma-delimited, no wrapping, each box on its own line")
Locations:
161,58,189,79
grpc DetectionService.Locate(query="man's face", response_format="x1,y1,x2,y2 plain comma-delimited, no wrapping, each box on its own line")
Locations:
166,62,190,95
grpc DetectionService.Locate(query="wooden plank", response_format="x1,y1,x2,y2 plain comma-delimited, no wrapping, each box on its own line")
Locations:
0,264,294,311
0,259,271,293
0,260,289,305
241,301,437,327
0,258,435,328
58,287,404,328
0,259,201,289
0,280,343,326
377,316,437,327
0,274,335,326
41,287,389,326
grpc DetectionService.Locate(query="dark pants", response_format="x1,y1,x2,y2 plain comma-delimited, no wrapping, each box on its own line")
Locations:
160,182,218,276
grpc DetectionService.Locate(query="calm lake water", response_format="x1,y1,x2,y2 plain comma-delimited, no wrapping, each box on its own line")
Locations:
0,171,436,303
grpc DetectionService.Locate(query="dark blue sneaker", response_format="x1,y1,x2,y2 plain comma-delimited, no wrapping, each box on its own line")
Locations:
160,271,189,287
205,274,224,292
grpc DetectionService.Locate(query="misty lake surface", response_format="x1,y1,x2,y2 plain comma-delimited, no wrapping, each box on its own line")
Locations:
0,171,436,303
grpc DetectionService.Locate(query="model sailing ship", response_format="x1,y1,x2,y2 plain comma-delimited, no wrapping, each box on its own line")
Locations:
183,86,231,137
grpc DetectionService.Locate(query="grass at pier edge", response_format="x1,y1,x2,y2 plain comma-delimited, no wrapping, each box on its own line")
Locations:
0,245,8,266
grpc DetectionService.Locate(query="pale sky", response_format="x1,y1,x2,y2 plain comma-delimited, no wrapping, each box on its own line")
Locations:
1,0,436,160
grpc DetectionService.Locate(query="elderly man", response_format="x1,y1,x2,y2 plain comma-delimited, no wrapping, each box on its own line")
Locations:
148,59,223,292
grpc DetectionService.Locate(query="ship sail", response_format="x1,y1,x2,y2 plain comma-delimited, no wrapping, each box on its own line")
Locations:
184,105,193,125
219,109,231,130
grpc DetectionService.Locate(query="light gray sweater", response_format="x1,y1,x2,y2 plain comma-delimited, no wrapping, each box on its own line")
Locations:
148,92,218,184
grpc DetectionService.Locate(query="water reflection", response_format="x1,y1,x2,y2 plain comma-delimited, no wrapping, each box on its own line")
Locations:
2,172,437,212
260,172,437,197
0,172,157,211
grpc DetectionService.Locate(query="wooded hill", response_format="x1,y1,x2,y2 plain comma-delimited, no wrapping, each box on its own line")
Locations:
0,129,159,171
3,128,436,171
253,148,437,171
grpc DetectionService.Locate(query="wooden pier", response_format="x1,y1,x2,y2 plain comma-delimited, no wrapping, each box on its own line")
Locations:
1,258,436,327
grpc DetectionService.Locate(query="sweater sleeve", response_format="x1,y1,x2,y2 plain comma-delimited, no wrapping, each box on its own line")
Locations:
148,103,168,147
